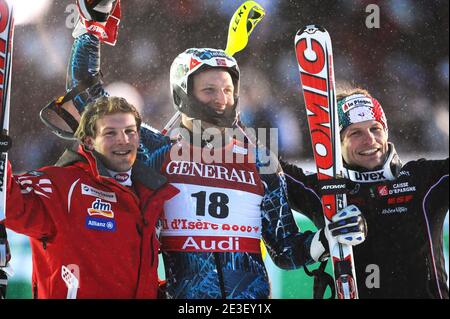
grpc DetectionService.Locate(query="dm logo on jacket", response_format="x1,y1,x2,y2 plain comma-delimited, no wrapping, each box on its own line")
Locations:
85,198,116,232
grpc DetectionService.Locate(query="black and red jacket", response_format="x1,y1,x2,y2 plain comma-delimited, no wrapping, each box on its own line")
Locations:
282,144,449,299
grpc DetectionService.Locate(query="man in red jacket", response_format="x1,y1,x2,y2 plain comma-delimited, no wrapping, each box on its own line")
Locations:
4,96,178,298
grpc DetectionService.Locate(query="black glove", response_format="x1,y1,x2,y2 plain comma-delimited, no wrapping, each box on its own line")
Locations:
303,261,336,299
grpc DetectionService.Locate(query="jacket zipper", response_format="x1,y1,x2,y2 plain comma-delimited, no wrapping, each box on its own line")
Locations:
110,177,156,266
40,237,48,250
141,188,165,267
33,282,38,299
150,235,154,266
134,190,159,295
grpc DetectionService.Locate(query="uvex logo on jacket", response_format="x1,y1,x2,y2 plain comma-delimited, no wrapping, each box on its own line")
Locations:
348,170,386,182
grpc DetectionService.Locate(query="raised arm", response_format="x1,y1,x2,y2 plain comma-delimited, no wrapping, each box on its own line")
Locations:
66,0,122,112
67,33,108,113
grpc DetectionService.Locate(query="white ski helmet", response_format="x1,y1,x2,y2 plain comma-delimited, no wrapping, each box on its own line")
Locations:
169,48,240,127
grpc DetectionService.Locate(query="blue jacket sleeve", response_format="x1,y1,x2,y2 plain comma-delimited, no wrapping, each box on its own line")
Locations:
257,151,318,269
137,124,172,171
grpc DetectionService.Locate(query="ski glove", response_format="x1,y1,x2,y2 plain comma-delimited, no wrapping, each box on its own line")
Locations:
77,0,117,22
310,204,367,262
73,0,121,46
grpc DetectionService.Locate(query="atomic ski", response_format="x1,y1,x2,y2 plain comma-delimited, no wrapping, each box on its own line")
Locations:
0,0,14,221
294,25,358,299
0,0,15,299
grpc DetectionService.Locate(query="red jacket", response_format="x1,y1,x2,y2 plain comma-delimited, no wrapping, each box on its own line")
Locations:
5,146,178,299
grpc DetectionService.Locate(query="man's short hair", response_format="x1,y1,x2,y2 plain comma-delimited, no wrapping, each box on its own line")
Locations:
75,96,142,143
336,86,371,102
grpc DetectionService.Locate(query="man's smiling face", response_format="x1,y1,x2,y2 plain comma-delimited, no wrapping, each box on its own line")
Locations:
341,120,388,170
85,112,140,172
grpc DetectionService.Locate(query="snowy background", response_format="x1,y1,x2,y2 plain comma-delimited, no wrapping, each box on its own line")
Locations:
5,0,449,298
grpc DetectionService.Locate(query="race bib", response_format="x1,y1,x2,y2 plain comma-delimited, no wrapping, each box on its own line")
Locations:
160,183,263,253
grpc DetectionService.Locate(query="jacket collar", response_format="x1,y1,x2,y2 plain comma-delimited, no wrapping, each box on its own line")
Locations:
343,143,403,183
55,144,167,190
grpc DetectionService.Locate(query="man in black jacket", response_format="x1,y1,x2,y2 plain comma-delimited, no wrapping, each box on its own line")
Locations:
282,87,449,299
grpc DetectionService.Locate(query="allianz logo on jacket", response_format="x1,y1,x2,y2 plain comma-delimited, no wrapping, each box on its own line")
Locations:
86,217,116,231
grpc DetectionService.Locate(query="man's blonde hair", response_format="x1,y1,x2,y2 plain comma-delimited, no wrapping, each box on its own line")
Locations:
75,96,142,143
